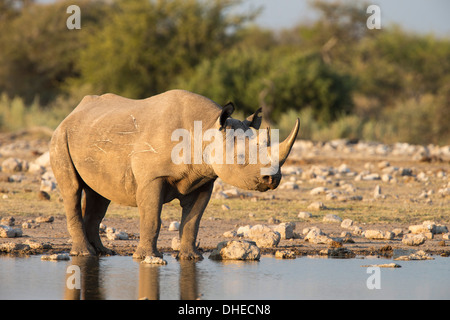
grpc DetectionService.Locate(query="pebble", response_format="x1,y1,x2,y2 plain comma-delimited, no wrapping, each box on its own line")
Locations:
298,211,312,219
402,234,426,246
341,219,353,229
364,230,394,240
106,231,129,240
307,201,326,210
141,256,168,265
275,250,296,259
0,225,22,238
310,187,328,195
171,237,181,250
0,216,15,226
323,214,342,223
41,253,70,261
209,240,260,261
247,225,280,248
168,221,180,231
394,250,433,261
36,216,54,223
361,263,401,268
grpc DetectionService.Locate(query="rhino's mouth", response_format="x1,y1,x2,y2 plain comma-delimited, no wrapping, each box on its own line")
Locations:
256,174,281,192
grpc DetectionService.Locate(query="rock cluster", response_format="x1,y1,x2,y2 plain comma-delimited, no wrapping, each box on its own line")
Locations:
224,222,298,248
1,151,58,198
100,224,129,240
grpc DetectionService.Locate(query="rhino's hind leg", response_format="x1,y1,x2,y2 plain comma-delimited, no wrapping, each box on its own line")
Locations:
82,186,113,256
177,181,214,260
64,187,97,256
51,172,94,253
50,129,96,256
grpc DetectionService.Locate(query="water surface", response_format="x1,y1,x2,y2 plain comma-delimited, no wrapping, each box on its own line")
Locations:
0,254,448,300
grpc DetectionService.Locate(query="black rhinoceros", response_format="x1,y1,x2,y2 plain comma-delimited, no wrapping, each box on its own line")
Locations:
50,90,299,259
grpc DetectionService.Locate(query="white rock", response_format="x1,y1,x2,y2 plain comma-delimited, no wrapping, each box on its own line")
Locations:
1,216,15,226
34,151,50,167
28,163,46,174
41,253,70,261
236,225,251,237
409,224,434,234
8,174,24,182
273,222,296,240
298,211,312,219
374,185,384,199
209,240,260,260
248,225,280,247
395,250,433,261
304,227,332,244
402,234,426,246
310,187,328,195
362,173,381,181
171,237,181,250
438,188,450,197
364,230,394,240
223,230,237,238
107,231,128,240
337,164,351,174
275,250,296,259
106,227,116,233
1,157,23,172
307,201,326,210
141,256,167,265
40,180,56,192
341,219,354,229
169,221,180,231
0,225,16,238
323,214,342,223
279,181,299,190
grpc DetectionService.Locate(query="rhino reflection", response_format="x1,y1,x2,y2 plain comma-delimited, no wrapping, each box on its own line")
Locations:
64,257,200,300
139,259,199,300
64,256,104,300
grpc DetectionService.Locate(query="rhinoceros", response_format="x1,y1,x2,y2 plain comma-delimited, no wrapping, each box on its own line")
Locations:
50,90,299,259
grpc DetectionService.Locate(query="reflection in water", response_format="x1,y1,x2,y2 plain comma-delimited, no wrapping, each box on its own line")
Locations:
2,255,448,299
64,256,200,300
179,260,198,300
64,256,104,300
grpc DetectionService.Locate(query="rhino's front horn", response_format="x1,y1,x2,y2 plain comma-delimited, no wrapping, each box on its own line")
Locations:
278,118,300,166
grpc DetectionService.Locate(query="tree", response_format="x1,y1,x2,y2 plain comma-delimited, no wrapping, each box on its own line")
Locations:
74,0,254,98
0,0,108,104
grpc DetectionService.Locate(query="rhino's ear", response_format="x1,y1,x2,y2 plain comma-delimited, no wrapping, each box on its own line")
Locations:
220,102,235,128
243,107,262,129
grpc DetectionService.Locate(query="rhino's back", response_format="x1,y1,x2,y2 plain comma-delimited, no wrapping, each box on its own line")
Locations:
54,90,221,205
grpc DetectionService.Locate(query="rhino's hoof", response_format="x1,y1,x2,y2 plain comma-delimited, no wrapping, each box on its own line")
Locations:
176,251,204,261
96,247,116,256
70,243,97,256
132,247,163,260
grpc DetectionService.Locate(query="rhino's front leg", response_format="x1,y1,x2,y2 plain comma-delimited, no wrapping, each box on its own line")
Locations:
133,178,164,259
178,180,215,260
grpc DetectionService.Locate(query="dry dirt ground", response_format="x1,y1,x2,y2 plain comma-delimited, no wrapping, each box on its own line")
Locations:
0,129,449,258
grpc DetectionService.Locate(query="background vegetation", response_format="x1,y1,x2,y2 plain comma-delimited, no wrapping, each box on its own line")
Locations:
0,0,449,145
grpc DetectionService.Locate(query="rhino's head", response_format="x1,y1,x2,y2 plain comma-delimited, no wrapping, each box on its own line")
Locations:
208,103,300,192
